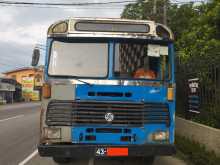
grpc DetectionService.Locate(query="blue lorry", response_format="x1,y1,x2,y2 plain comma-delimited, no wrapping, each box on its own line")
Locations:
32,18,176,164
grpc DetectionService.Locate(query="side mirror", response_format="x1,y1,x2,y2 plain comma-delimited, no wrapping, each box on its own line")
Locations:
32,48,40,66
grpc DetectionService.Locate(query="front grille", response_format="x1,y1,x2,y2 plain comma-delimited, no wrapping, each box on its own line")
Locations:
46,100,170,127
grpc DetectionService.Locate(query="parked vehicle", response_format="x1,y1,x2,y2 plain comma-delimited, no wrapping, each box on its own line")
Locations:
33,18,176,164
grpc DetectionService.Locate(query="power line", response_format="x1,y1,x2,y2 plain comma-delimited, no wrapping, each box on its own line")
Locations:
0,0,128,9
0,0,137,6
0,4,125,9
171,0,207,4
0,0,206,9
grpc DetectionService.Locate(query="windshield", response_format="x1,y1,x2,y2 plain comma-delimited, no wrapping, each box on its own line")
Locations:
48,41,108,77
48,40,171,80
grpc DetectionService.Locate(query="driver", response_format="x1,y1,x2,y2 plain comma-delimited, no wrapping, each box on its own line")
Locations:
133,57,156,79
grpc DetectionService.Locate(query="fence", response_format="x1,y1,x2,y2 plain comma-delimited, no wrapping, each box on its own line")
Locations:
176,55,220,128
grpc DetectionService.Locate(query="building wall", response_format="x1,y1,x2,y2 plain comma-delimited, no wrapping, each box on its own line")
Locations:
5,69,42,84
4,67,43,101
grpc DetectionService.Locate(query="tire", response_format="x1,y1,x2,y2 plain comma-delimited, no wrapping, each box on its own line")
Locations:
142,156,155,165
53,157,72,164
116,157,155,165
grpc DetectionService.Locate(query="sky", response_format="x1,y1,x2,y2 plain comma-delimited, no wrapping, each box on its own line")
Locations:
0,0,201,73
0,0,130,73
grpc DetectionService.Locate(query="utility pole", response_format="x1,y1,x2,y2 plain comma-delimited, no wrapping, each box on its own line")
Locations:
144,0,157,20
163,0,167,25
153,0,157,14
152,0,157,21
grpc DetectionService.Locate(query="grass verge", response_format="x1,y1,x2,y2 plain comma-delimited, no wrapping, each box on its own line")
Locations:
175,134,220,165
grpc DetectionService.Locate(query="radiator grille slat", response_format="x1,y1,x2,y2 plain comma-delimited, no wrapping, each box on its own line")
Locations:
46,100,170,127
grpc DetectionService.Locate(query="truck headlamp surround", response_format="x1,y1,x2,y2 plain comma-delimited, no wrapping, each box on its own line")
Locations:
44,127,61,139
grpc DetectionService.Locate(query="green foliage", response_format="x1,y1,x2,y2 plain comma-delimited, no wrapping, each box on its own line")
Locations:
167,3,198,40
121,1,144,20
121,0,169,23
176,0,220,63
191,106,220,128
175,135,220,165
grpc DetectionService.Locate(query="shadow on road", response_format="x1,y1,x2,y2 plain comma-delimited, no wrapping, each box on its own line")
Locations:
27,154,187,165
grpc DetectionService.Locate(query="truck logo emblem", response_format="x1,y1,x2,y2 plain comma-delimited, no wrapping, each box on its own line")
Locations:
105,113,114,122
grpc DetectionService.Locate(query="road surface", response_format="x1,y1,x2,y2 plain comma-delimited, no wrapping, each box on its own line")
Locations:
26,155,187,165
0,102,187,165
0,102,40,165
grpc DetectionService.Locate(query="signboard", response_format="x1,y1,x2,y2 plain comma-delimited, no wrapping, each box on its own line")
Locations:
148,44,160,57
35,80,43,87
148,45,168,57
22,77,34,99
22,77,41,101
32,90,40,101
34,74,43,87
188,78,200,114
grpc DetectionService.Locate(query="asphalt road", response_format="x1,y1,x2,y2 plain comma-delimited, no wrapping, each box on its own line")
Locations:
0,102,187,165
26,155,187,165
0,102,40,165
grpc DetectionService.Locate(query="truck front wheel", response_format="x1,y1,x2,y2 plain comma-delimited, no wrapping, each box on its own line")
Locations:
53,157,72,164
142,156,155,165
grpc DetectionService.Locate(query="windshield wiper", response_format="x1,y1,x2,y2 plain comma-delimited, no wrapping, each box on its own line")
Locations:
74,78,93,86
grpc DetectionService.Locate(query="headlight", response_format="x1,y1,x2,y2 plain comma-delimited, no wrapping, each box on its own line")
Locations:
44,127,61,139
152,131,169,141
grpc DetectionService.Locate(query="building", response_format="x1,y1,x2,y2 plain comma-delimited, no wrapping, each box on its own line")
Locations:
4,66,44,101
4,66,43,84
0,74,22,104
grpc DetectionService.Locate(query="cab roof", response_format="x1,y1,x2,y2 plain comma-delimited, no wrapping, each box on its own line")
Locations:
47,17,174,41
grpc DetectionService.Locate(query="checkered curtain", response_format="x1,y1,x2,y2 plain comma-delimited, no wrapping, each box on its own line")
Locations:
119,44,146,74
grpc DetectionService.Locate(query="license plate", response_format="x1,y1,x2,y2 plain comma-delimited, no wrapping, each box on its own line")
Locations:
95,147,128,156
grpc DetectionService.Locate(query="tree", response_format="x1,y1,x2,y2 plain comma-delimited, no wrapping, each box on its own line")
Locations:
121,0,170,24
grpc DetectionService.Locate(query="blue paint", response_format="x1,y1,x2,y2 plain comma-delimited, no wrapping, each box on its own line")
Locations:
169,43,175,83
76,84,167,103
108,42,114,79
74,83,175,145
167,43,176,144
168,101,175,144
72,125,169,145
